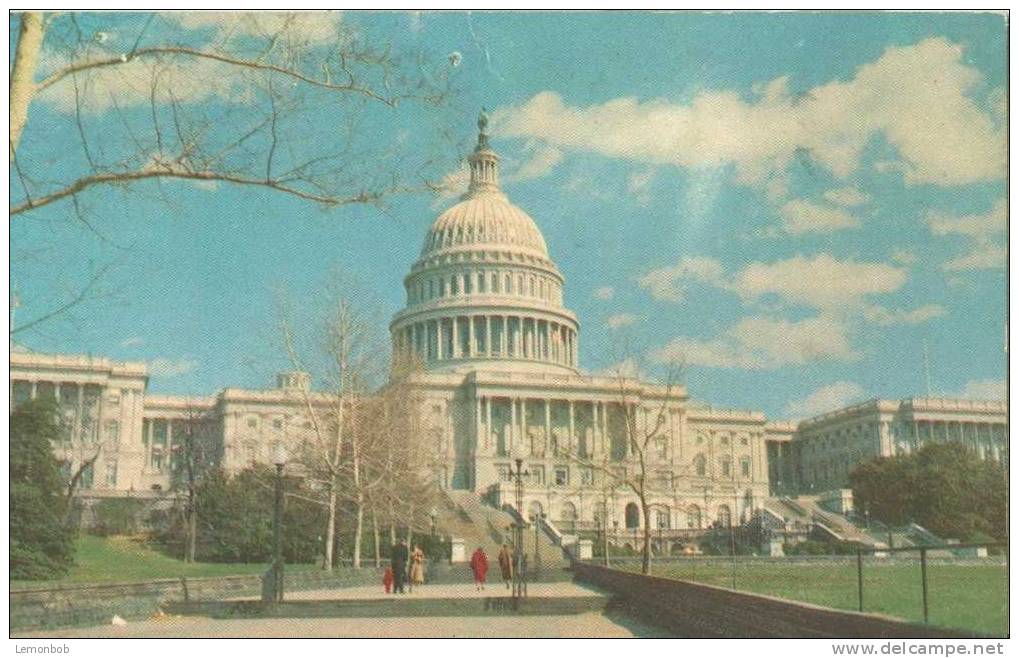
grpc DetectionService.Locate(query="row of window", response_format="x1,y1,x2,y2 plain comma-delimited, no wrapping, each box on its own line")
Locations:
407,269,561,305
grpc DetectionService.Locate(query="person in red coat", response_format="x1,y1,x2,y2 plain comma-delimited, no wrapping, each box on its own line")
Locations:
470,546,489,591
382,565,394,594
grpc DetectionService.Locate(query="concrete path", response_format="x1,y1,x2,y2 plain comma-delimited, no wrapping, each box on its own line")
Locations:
13,580,671,638
15,611,668,638
227,581,603,602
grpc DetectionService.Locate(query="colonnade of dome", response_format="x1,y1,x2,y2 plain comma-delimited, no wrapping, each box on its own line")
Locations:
390,111,580,374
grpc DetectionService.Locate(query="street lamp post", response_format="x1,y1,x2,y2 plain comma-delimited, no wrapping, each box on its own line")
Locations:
611,520,618,566
272,443,287,604
507,452,529,600
530,512,545,576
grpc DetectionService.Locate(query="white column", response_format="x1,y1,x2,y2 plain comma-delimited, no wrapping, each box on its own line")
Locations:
510,398,518,453
568,400,576,454
476,395,483,451
545,399,552,454
452,316,460,358
468,315,475,357
521,398,528,450
146,418,154,472
485,398,493,450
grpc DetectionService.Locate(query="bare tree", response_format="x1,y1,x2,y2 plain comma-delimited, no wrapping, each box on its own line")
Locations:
10,11,456,333
170,398,217,562
561,360,684,574
277,290,382,570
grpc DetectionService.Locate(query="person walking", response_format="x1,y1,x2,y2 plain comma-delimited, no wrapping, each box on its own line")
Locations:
470,546,489,591
409,545,426,588
391,539,409,594
497,544,514,590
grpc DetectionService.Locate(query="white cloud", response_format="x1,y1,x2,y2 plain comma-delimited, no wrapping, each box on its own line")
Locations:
593,287,615,300
148,358,198,377
638,256,724,302
37,54,250,114
942,243,1007,271
823,186,870,207
627,169,655,205
606,313,638,329
779,199,859,234
169,11,343,44
890,248,917,266
649,314,857,369
957,379,1006,401
928,199,1005,240
863,303,946,326
512,144,563,181
785,381,866,419
120,336,144,348
596,358,646,380
494,38,1004,188
731,254,906,310
928,199,1006,271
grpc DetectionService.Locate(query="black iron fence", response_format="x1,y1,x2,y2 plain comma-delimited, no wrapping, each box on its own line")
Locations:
596,542,1006,637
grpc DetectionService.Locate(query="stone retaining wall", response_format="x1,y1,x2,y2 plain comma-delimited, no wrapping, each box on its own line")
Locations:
11,562,571,631
573,563,979,639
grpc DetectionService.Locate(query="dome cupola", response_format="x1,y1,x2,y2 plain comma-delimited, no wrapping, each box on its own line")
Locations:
391,111,580,375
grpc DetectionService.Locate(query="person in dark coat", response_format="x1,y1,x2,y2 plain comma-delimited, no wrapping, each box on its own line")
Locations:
497,544,514,589
391,540,409,594
470,546,489,591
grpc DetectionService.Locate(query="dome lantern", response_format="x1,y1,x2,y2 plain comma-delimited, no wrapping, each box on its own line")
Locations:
465,108,500,198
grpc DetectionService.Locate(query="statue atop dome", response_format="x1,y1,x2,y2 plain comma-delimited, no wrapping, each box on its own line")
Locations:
475,107,492,152
467,109,499,195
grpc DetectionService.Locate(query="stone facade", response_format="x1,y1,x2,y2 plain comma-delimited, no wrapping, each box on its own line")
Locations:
785,397,1008,493
8,114,1007,534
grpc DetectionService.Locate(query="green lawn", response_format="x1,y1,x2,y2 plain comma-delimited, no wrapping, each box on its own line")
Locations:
11,535,317,589
624,559,1006,637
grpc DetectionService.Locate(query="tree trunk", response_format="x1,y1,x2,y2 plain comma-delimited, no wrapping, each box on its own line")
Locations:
10,12,44,160
352,493,363,569
640,500,652,575
372,509,381,567
186,487,197,563
324,482,337,571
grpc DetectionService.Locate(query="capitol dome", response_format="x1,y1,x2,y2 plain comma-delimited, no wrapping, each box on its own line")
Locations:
390,110,580,375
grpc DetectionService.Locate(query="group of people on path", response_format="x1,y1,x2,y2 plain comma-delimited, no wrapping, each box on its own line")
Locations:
383,539,426,594
469,544,515,591
382,541,519,593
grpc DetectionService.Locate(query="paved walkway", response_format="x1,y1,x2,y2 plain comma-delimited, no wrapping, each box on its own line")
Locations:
13,580,670,638
227,581,603,602
15,612,667,638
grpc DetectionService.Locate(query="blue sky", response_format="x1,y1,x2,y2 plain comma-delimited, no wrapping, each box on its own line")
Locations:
10,11,1007,419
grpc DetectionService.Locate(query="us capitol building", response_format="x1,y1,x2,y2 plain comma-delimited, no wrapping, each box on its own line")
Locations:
10,114,1007,536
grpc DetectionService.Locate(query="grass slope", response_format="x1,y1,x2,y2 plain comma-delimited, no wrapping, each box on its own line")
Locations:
11,535,316,589
630,560,1006,637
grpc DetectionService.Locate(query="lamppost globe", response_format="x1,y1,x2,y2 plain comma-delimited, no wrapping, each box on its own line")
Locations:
273,442,288,467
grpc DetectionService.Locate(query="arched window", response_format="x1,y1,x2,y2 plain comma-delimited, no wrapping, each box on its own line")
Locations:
463,273,472,294
686,504,701,529
450,275,458,296
560,501,577,529
654,507,671,530
477,271,486,293
624,502,640,529
717,505,732,528
492,272,500,293
694,454,706,477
